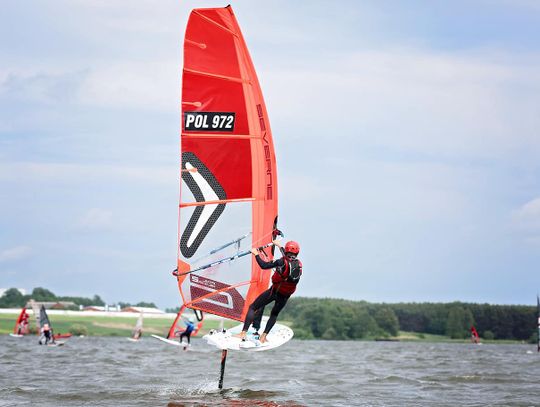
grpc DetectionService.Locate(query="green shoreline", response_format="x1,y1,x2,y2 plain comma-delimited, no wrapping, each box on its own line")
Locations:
0,313,236,337
1,313,525,344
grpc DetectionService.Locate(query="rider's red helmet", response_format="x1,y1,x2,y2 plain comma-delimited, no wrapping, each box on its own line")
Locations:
284,241,300,255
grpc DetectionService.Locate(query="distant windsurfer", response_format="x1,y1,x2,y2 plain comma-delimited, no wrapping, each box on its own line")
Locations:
132,327,143,340
39,323,53,345
235,240,302,344
177,316,196,347
17,310,29,335
470,326,480,344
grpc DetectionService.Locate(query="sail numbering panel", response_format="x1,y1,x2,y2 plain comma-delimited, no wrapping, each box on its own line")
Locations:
176,6,278,322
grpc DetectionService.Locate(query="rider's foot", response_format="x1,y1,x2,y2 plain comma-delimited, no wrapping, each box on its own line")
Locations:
233,331,246,340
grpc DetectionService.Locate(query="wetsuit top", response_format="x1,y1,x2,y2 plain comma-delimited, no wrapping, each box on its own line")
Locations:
42,327,51,338
184,321,195,334
254,255,301,296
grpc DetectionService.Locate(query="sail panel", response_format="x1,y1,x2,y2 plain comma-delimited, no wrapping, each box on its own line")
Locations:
184,11,241,79
181,138,253,200
39,305,51,329
177,6,278,322
183,73,249,134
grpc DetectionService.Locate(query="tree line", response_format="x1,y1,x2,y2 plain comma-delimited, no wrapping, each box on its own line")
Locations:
0,287,156,310
279,297,537,342
3,288,536,342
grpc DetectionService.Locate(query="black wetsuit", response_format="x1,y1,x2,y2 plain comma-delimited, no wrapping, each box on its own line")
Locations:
242,256,291,335
42,329,52,345
179,321,195,344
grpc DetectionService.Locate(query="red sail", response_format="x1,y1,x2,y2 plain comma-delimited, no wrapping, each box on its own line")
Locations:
176,6,278,322
13,308,29,335
470,326,480,343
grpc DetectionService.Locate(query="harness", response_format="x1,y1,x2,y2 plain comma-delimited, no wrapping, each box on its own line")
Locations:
276,256,302,283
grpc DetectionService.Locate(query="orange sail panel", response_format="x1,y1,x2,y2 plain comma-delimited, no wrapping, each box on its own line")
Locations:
176,6,278,322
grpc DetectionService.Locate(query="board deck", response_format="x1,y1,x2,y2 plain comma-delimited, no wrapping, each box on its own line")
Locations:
9,333,24,338
46,341,65,347
203,317,293,352
151,334,190,348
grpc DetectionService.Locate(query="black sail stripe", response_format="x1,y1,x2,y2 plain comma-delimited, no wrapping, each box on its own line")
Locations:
180,152,227,258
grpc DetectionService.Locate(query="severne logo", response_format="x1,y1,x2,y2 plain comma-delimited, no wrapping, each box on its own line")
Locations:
180,152,226,258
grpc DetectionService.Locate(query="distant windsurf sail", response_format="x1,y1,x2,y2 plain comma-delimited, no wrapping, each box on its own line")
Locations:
166,305,204,339
175,6,278,322
537,295,539,352
131,312,144,340
39,305,51,330
470,326,480,344
30,300,41,330
13,308,29,335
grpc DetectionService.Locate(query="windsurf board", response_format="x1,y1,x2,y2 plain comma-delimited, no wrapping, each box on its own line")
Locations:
203,317,293,352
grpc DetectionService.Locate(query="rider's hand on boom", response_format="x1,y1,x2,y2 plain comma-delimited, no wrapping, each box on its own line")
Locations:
174,230,284,278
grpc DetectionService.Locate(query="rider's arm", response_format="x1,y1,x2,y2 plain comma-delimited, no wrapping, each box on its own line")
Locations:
254,255,284,270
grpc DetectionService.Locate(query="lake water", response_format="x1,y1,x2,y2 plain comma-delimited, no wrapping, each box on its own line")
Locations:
1,336,539,406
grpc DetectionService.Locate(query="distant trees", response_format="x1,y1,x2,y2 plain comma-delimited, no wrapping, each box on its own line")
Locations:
0,288,26,308
280,297,536,341
0,286,159,310
374,307,400,337
118,301,158,309
0,287,105,308
31,287,56,302
135,301,157,308
445,306,474,339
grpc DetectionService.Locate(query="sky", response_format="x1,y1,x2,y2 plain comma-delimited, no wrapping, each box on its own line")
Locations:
1,0,539,308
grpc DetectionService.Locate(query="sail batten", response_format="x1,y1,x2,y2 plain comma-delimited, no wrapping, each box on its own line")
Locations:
192,9,239,37
176,6,278,322
183,68,249,84
180,198,255,208
182,133,260,139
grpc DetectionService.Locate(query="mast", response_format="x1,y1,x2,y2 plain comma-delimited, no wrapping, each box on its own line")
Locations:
537,295,539,353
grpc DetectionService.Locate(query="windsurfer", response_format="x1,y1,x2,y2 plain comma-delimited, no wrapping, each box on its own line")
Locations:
40,323,53,345
178,316,196,345
234,240,302,344
17,310,29,335
133,327,142,340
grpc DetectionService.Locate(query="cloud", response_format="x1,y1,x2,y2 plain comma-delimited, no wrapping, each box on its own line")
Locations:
0,71,84,105
264,48,540,160
0,162,176,185
0,246,31,262
75,208,113,231
512,197,540,231
0,62,179,113
78,61,180,112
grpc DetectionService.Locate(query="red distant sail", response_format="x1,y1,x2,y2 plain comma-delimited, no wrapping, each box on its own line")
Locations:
470,326,480,344
13,308,29,335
